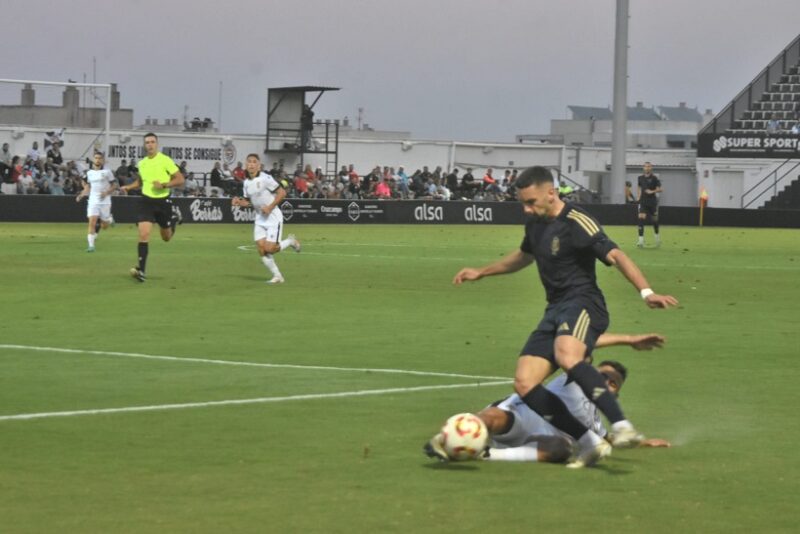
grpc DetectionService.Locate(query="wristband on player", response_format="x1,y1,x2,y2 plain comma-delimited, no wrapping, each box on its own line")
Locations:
640,288,654,299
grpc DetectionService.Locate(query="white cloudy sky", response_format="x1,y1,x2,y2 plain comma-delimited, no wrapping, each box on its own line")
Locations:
4,0,799,141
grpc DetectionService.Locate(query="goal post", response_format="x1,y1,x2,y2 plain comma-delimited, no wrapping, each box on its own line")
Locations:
0,78,112,157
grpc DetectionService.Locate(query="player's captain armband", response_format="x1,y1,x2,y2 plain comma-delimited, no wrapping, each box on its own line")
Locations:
640,288,654,299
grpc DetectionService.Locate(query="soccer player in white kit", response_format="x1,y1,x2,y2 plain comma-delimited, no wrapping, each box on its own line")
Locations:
76,152,117,252
425,333,670,464
231,153,300,284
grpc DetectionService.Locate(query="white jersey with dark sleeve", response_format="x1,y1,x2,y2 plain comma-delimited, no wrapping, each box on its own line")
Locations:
243,172,283,226
86,168,115,205
489,374,605,448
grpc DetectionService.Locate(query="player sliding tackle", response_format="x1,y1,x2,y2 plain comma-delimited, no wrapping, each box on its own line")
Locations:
425,333,671,464
231,153,301,284
447,166,678,468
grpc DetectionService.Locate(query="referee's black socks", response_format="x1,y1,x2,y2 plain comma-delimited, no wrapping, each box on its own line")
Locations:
567,360,625,424
137,242,148,272
520,384,588,440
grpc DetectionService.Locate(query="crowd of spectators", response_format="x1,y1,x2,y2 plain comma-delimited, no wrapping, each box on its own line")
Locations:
1,140,567,203
268,163,523,202
1,141,88,196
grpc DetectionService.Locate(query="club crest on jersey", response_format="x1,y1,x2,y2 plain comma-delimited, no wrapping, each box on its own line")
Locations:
551,236,560,256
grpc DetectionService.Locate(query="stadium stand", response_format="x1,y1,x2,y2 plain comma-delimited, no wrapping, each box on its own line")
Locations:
728,64,800,134
700,34,800,135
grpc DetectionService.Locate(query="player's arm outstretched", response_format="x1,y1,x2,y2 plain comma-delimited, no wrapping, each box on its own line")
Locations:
453,250,534,285
606,248,678,308
595,332,665,351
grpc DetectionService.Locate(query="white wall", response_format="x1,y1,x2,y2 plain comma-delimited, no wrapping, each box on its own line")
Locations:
695,158,789,208
0,125,703,205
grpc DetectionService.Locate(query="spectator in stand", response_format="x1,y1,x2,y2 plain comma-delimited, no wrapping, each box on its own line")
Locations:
483,167,497,193
338,164,349,185
294,171,309,198
183,172,201,196
361,166,379,197
346,171,360,199
1,156,15,194
409,169,425,198
1,143,11,166
434,183,451,201
47,142,64,166
33,168,50,194
19,170,36,194
209,161,225,197
127,159,138,178
48,168,65,195
420,165,432,184
115,159,130,185
395,166,410,199
9,156,23,194
445,168,460,198
432,165,443,185
624,181,636,203
374,176,392,199
27,142,41,162
62,163,83,195
233,161,246,182
347,163,359,183
766,114,781,135
461,167,478,199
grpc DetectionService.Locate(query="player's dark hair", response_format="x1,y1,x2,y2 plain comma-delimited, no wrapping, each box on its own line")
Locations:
515,166,554,189
94,151,105,158
246,153,260,160
144,132,158,140
598,360,628,382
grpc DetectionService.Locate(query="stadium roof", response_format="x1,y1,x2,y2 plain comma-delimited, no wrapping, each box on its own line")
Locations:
658,104,703,122
627,104,661,120
268,86,340,92
569,103,698,122
568,106,612,120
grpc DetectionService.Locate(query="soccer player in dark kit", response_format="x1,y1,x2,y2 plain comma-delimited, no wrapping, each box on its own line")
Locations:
445,166,677,467
637,162,662,247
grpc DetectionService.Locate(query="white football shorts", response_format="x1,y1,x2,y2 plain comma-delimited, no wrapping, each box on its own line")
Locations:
253,221,282,243
87,201,113,221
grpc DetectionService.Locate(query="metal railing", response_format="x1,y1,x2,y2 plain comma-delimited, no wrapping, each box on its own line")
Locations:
741,158,800,208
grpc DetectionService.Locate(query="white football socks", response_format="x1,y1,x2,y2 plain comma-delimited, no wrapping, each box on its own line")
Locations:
261,254,282,278
486,445,539,462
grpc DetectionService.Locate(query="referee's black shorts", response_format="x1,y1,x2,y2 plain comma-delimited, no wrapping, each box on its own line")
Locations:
137,196,174,228
520,295,609,364
638,202,659,218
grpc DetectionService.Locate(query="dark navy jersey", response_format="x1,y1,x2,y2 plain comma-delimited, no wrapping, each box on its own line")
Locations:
520,204,618,304
637,174,661,206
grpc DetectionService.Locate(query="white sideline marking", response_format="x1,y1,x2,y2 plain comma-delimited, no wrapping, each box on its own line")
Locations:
0,381,511,422
0,344,509,381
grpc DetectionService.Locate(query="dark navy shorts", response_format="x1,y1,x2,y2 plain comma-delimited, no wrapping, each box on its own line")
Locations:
638,203,659,218
519,296,609,364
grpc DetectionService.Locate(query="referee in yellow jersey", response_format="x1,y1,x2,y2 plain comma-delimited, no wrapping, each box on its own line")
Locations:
120,133,184,282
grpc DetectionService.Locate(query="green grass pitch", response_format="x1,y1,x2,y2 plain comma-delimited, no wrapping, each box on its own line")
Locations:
0,222,797,533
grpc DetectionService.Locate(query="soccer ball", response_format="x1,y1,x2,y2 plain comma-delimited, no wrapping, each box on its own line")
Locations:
440,413,489,461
